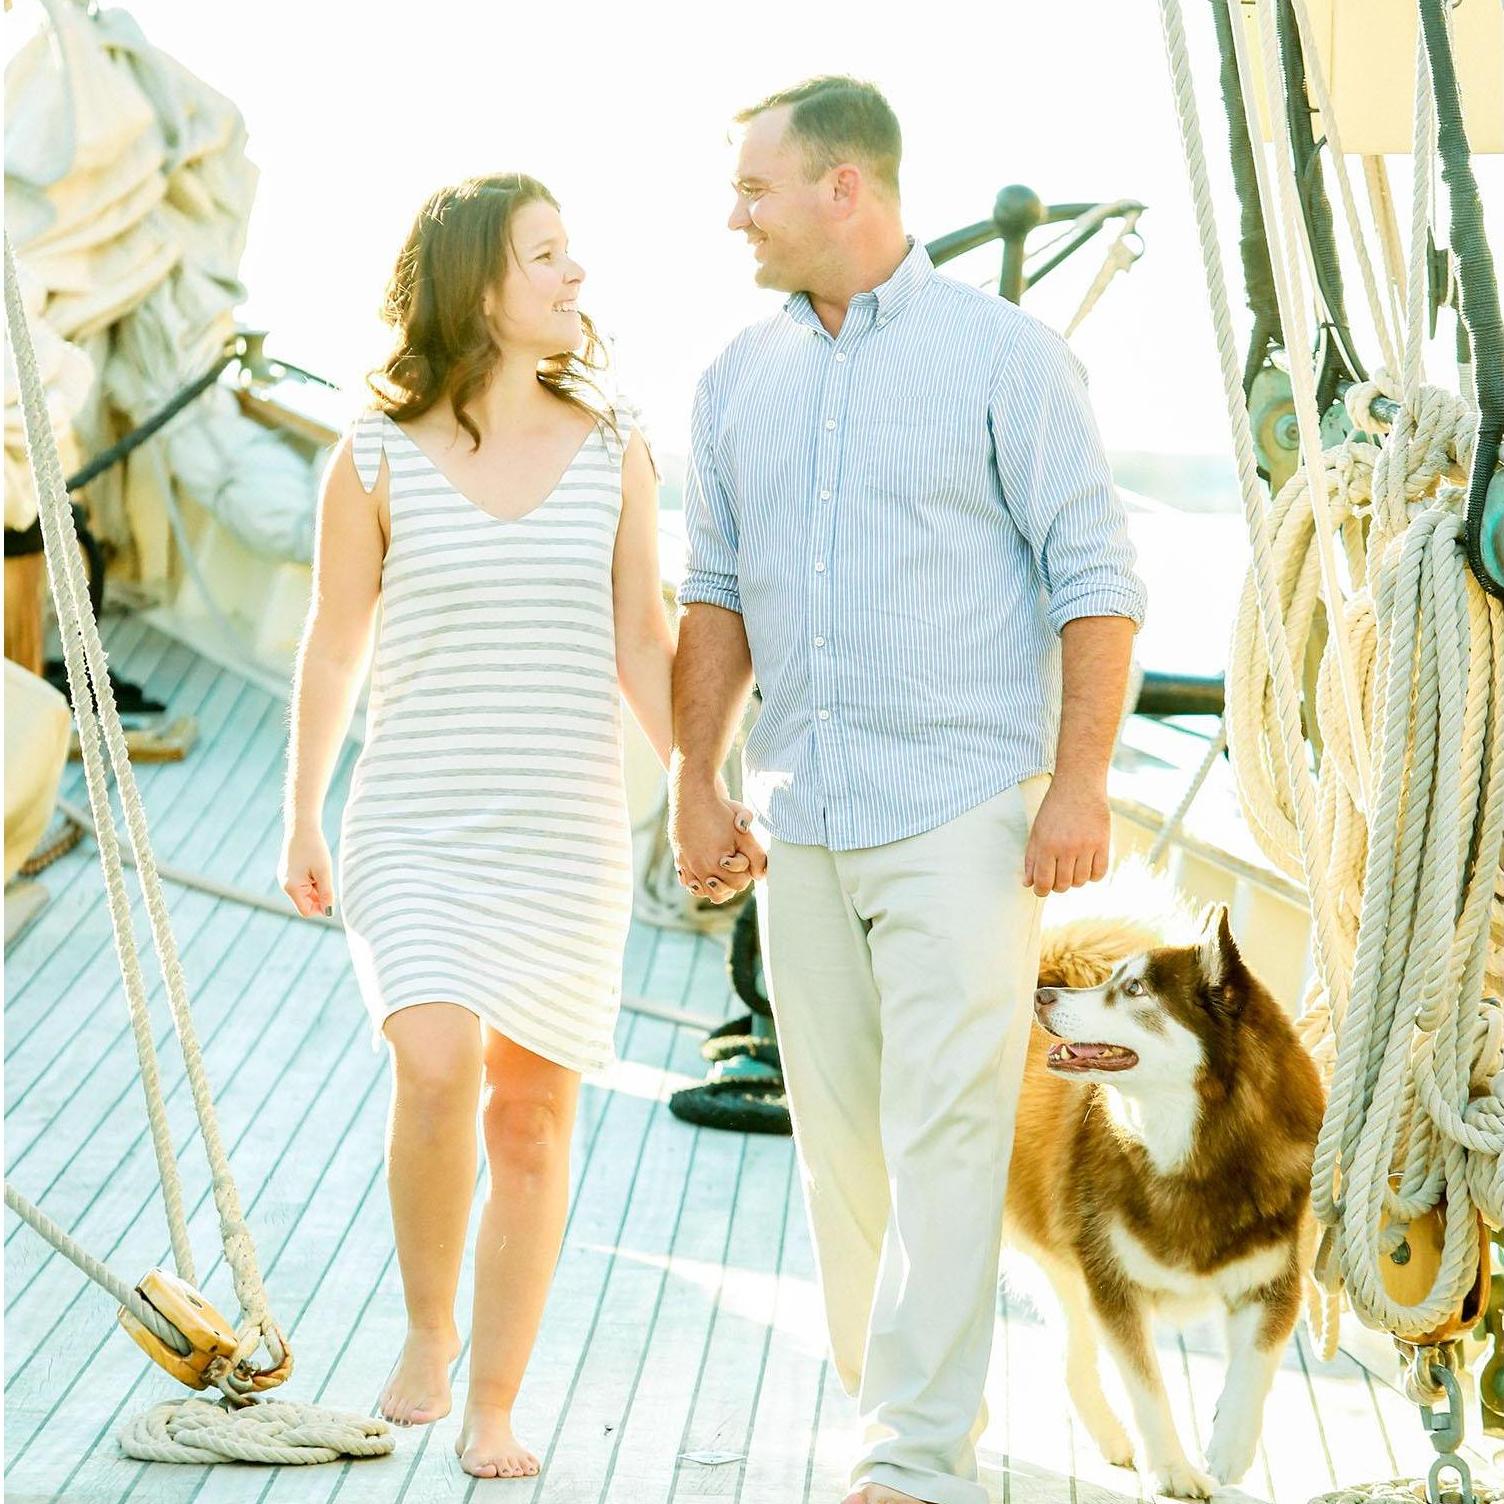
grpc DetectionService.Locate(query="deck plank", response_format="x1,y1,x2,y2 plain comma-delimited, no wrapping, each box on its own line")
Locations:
665,1133,795,1502
593,1104,751,1504
729,1166,828,1504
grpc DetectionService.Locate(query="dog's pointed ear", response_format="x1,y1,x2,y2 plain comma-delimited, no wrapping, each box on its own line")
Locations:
1197,904,1246,997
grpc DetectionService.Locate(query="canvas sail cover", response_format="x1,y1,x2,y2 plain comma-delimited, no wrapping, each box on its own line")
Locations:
4,0,317,562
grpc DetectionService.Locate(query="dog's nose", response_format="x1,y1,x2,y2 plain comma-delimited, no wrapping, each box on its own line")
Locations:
1034,987,1057,1011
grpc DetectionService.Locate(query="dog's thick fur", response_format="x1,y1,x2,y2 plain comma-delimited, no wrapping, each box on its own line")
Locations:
1005,886,1324,1498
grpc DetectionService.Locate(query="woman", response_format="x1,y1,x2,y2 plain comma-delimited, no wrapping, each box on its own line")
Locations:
279,172,759,1480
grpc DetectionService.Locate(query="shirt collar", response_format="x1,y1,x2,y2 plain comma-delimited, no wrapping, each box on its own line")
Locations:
782,235,932,330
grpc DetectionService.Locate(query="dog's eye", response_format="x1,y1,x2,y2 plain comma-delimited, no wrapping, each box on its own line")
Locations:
1122,977,1145,997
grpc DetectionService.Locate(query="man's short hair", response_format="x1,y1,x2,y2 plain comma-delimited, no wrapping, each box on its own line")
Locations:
734,75,901,198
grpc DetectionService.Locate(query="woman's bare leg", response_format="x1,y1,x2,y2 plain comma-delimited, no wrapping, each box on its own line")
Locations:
456,1026,580,1479
377,1002,482,1425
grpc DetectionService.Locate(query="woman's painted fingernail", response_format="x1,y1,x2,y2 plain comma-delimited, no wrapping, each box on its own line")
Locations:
324,906,334,917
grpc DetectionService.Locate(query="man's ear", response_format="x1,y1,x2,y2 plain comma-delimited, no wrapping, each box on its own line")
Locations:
829,163,862,213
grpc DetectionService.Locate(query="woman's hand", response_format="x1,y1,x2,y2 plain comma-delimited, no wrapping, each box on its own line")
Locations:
280,825,336,918
672,781,766,902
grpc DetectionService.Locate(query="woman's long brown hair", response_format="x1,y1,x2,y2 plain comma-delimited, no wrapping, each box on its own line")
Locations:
367,172,618,451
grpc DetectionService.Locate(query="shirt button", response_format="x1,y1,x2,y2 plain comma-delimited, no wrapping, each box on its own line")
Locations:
835,352,847,363
814,561,826,572
824,419,836,430
818,709,830,720
819,489,831,501
814,636,826,647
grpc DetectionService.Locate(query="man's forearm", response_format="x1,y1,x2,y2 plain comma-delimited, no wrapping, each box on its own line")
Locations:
672,603,754,791
1053,615,1136,786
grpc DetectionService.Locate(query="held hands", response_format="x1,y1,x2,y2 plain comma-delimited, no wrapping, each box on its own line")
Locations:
1022,778,1111,897
280,825,336,919
670,778,767,905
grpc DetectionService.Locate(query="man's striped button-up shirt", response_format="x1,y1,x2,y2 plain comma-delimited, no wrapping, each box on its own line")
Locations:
678,237,1148,851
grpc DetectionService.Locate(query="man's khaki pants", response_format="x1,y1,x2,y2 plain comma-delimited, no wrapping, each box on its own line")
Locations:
756,776,1050,1504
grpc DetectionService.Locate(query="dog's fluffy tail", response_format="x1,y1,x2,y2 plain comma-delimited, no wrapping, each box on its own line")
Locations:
1036,856,1201,990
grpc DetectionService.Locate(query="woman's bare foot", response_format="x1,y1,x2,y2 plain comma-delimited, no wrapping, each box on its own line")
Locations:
456,1403,540,1479
377,1325,461,1426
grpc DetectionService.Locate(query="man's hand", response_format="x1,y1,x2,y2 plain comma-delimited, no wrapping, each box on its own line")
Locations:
1022,778,1110,897
670,778,767,904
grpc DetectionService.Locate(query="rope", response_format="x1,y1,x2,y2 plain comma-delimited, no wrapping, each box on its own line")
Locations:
1146,721,1227,867
3,1185,191,1356
1242,0,1374,813
3,234,392,1462
117,1400,394,1466
1064,224,1141,338
18,811,87,877
1158,0,1504,1355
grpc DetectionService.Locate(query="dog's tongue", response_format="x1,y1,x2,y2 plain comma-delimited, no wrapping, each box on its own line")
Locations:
1059,1043,1120,1061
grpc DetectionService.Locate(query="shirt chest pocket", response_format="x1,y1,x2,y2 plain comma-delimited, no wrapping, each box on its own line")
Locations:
843,398,977,502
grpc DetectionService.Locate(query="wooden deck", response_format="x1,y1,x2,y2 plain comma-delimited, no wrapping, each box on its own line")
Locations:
4,616,1495,1502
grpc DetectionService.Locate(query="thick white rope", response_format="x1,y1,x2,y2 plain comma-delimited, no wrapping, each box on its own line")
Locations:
4,235,392,1464
1362,156,1409,350
117,1400,394,1466
1158,1,1504,1351
5,239,199,1288
1241,0,1373,814
3,1185,191,1355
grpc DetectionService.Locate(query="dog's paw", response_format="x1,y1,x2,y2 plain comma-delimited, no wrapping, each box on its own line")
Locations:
1082,1413,1134,1469
1150,1456,1218,1499
1203,1428,1256,1486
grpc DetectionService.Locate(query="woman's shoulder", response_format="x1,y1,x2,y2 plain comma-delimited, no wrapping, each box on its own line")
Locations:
340,407,394,493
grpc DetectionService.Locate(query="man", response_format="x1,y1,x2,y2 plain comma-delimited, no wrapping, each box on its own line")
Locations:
668,75,1146,1504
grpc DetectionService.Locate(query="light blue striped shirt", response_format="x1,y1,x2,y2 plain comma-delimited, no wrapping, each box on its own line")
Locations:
678,237,1147,851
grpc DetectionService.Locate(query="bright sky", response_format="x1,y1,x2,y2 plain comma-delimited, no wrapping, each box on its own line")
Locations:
21,1,1504,468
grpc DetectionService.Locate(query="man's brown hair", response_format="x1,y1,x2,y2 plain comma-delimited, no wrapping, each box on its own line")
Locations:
734,76,901,197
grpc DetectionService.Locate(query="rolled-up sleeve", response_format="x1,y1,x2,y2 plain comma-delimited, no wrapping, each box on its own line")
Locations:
676,369,742,615
989,320,1147,635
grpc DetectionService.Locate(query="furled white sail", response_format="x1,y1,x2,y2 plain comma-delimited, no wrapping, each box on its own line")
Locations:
4,0,318,562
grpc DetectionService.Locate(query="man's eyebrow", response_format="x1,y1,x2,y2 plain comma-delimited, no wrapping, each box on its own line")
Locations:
733,174,768,189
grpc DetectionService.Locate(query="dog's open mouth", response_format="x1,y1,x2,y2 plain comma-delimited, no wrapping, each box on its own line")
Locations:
1046,1042,1139,1072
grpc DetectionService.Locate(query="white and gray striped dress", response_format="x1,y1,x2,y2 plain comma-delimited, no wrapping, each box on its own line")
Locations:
338,407,634,1074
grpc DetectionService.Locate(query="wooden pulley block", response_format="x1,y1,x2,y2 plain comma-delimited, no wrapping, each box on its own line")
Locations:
116,1267,239,1390
1378,1180,1491,1347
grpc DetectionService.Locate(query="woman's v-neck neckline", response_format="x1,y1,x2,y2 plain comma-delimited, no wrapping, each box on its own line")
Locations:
385,412,599,526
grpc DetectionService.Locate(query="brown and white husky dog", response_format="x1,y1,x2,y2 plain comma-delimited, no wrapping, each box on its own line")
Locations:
1005,891,1324,1498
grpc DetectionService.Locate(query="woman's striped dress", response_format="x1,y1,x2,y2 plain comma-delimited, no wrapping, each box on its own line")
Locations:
337,407,634,1074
